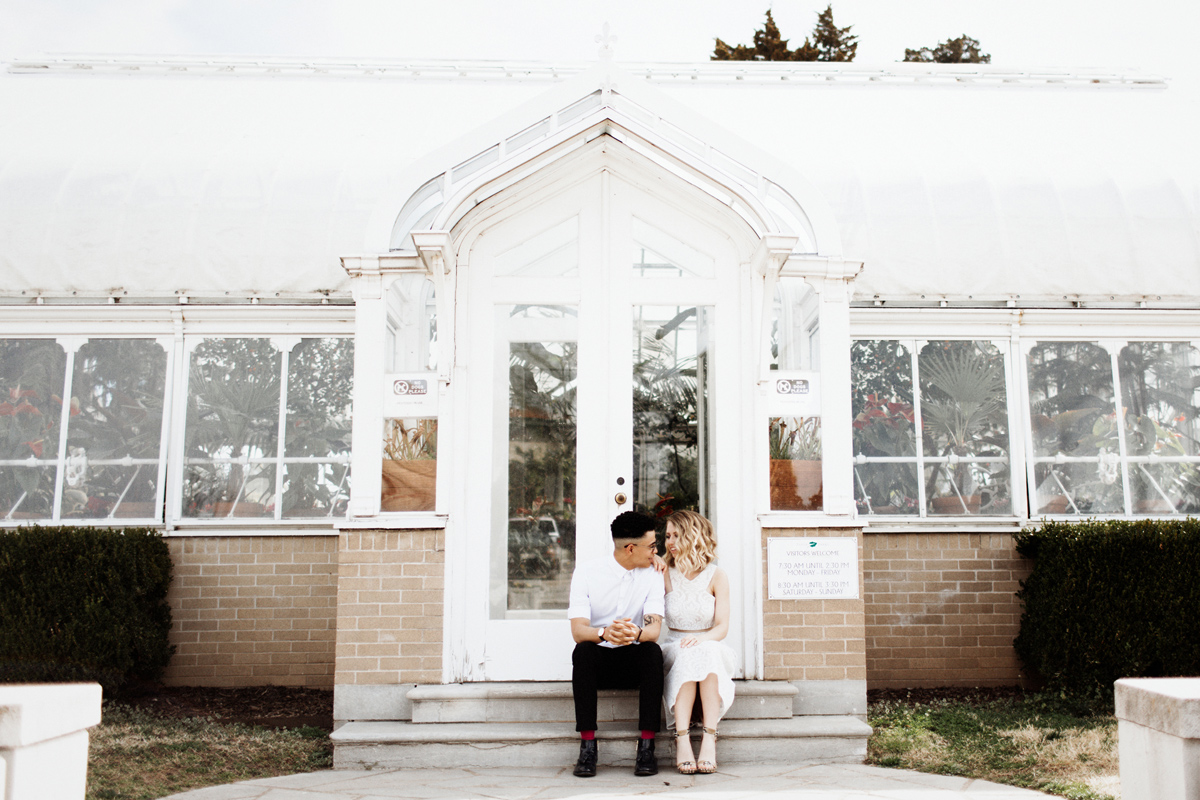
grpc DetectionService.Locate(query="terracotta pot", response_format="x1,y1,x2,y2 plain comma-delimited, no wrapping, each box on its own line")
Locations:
212,501,267,517
381,459,437,512
112,501,157,518
1037,495,1069,514
284,507,333,518
929,494,981,515
1134,498,1175,513
769,459,822,511
869,505,905,515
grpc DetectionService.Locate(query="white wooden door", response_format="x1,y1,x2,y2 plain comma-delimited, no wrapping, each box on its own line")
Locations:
458,171,747,680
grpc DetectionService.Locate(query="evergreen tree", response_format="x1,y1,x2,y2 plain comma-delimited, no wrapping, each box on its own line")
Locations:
904,34,991,64
712,6,854,63
810,5,857,62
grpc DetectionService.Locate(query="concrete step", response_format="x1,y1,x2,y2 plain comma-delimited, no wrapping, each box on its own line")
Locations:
331,716,871,770
407,680,797,723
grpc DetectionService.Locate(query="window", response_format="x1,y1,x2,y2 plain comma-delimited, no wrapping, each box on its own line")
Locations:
0,338,170,522
182,337,353,520
852,339,1012,516
1027,341,1200,516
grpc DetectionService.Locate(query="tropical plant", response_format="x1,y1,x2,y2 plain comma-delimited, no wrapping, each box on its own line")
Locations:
770,416,822,461
0,340,67,518
382,418,437,461
633,320,705,514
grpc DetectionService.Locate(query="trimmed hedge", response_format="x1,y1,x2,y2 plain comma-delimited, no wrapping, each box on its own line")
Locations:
0,526,174,694
1014,519,1200,700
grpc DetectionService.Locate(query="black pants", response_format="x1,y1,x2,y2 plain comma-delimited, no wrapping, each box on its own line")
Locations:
572,641,663,732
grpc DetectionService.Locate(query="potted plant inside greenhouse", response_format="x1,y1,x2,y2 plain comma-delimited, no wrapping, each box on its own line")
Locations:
852,393,918,514
381,418,437,512
919,342,1010,515
769,415,822,510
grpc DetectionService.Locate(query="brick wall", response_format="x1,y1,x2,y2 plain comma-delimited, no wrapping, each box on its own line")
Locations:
863,531,1032,688
334,529,444,686
163,535,338,687
761,528,866,683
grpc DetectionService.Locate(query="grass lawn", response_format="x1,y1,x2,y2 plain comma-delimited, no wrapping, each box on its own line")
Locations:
87,703,332,800
867,691,1119,800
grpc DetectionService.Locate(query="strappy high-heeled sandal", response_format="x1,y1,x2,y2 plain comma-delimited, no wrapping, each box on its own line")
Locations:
696,726,718,774
673,729,697,774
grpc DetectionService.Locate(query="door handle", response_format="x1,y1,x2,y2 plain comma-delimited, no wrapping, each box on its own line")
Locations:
614,492,628,505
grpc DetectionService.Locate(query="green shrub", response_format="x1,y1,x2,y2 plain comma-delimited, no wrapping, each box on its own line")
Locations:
0,526,174,694
1014,519,1200,702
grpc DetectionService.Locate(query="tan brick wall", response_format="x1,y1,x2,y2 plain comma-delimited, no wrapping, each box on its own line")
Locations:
335,528,444,686
863,531,1033,688
762,528,867,682
163,535,338,687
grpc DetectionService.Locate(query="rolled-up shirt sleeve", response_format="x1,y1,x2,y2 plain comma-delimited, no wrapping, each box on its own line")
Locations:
566,565,591,621
642,571,665,619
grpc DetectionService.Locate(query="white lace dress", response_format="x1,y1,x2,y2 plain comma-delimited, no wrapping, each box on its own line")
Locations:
662,564,737,720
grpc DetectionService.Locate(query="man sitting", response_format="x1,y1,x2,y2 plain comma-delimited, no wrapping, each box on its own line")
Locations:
567,510,665,778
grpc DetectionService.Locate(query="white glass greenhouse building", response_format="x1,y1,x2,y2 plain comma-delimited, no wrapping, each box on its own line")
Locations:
2,51,1197,756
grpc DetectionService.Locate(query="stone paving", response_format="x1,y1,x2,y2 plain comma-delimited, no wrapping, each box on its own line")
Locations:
161,764,1052,799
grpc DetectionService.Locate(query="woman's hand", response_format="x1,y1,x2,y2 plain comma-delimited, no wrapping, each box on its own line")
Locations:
680,634,703,648
650,553,667,574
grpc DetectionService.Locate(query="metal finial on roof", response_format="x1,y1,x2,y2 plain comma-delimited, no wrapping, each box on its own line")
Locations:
595,23,617,62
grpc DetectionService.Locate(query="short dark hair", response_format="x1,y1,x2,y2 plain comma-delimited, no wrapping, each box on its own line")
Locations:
611,511,656,542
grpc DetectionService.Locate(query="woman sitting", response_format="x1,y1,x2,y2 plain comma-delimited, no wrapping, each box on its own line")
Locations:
660,510,736,774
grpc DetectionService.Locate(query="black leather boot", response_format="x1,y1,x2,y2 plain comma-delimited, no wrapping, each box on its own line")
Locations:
573,739,598,778
634,737,658,776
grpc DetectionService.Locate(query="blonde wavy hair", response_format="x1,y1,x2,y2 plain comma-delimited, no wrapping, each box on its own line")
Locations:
664,510,717,575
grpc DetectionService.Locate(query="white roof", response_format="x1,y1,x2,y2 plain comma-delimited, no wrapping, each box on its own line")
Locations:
1,56,1197,306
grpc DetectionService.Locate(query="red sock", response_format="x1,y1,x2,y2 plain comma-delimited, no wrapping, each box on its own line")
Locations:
581,730,595,741
641,730,655,740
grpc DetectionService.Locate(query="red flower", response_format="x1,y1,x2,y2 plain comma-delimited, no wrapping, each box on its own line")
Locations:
0,402,13,416
23,440,43,457
9,388,36,401
13,401,40,416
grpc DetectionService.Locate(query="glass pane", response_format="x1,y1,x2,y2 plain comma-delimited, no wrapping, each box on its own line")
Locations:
851,340,917,514
282,464,350,518
494,216,579,277
920,341,1011,515
386,275,437,373
284,338,354,518
0,339,66,520
1119,342,1200,513
768,416,822,510
1027,342,1122,514
631,218,715,279
633,305,713,517
770,277,819,371
63,339,168,520
183,338,281,518
502,305,577,617
381,418,436,512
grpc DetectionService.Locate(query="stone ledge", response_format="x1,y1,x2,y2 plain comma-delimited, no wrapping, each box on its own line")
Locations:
1116,677,1200,739
0,684,102,748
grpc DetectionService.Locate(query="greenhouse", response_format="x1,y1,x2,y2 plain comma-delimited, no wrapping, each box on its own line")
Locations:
1,51,1197,736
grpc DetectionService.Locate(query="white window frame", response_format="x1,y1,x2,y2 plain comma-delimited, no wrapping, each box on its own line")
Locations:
851,307,1200,527
0,305,353,533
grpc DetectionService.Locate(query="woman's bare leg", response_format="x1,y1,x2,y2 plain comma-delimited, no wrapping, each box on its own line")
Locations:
697,674,721,767
673,681,697,765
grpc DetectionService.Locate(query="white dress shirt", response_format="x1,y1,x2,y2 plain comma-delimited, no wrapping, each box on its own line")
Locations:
567,554,666,648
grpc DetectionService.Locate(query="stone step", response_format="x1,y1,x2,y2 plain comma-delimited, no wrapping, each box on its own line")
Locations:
408,680,797,724
331,716,871,770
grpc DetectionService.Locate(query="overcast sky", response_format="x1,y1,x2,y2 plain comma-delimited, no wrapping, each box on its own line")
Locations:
2,0,1197,81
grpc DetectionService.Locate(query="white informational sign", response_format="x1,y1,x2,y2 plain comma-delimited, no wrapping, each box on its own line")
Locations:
766,371,820,417
382,373,439,417
767,537,859,600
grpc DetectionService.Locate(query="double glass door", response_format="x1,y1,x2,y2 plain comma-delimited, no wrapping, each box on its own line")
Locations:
461,172,742,680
